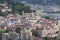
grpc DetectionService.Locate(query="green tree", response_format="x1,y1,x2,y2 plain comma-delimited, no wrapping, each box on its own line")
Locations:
43,37,58,40
5,0,13,4
44,16,50,19
58,38,60,40
43,37,49,40
0,0,5,3
0,31,5,40
12,4,31,14
4,28,13,33
31,29,39,37
15,28,21,33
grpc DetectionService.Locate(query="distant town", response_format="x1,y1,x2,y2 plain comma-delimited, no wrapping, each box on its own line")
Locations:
0,0,60,40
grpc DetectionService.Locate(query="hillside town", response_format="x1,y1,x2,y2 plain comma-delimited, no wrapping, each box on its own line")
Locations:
0,4,60,40
0,0,60,40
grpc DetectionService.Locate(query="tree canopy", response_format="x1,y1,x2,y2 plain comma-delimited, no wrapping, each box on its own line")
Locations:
12,4,31,14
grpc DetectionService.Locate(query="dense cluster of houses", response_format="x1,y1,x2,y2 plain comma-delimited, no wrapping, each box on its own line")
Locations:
0,12,59,40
